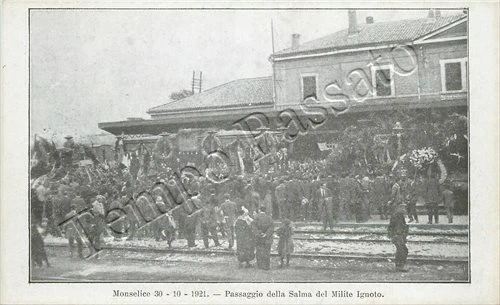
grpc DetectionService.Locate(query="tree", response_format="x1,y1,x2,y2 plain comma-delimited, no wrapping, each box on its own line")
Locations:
169,89,193,101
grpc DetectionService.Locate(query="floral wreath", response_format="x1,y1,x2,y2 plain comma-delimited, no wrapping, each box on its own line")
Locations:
404,147,447,183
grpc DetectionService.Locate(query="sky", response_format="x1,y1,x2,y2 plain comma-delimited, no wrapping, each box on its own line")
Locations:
30,8,460,143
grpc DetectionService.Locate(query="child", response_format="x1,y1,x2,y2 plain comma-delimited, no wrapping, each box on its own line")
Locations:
277,219,294,268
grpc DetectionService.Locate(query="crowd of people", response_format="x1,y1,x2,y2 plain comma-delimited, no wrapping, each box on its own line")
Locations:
30,136,457,272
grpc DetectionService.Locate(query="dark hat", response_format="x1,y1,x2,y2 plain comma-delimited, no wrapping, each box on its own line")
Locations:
64,135,73,139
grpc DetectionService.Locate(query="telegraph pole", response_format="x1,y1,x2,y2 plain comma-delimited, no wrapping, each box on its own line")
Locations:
271,20,277,107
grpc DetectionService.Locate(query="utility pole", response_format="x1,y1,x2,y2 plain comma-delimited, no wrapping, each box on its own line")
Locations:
271,20,277,107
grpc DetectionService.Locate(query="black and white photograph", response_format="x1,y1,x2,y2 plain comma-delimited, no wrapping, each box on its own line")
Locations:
1,1,499,304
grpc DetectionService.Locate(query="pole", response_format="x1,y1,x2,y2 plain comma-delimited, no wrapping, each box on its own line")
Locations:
271,20,277,107
199,71,202,93
192,70,195,94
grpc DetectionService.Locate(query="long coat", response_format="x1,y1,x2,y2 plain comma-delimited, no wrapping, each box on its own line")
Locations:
234,217,255,263
251,212,274,269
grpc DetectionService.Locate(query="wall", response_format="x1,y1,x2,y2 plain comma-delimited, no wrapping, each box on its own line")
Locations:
273,38,467,108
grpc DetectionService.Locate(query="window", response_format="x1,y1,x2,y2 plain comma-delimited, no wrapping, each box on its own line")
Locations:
301,75,317,100
371,64,395,97
440,58,467,92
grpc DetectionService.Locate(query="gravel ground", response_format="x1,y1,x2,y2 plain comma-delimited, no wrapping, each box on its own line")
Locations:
31,247,468,282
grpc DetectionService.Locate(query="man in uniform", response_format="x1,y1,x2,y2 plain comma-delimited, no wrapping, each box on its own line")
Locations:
274,179,286,219
388,203,409,272
389,176,404,214
200,194,221,248
316,183,334,230
220,193,237,249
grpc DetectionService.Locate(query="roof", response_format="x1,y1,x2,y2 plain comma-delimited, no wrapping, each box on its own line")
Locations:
274,14,467,58
148,76,273,114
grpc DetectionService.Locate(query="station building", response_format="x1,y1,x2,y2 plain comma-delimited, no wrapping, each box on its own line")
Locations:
99,10,468,161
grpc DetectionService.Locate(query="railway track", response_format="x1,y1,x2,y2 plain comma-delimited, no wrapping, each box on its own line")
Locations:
45,243,468,265
293,229,467,236
292,235,467,245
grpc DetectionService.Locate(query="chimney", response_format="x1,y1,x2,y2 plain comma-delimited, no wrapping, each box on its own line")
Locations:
291,33,301,50
427,9,435,18
435,10,441,18
366,16,374,24
348,10,359,35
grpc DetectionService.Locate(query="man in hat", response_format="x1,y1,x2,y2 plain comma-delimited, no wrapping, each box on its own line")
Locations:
388,203,409,272
63,135,75,149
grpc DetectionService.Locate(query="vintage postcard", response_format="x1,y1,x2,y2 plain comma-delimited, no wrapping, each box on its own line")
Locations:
1,1,498,304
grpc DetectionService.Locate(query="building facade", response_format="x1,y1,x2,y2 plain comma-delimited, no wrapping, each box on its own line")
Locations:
99,10,468,160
